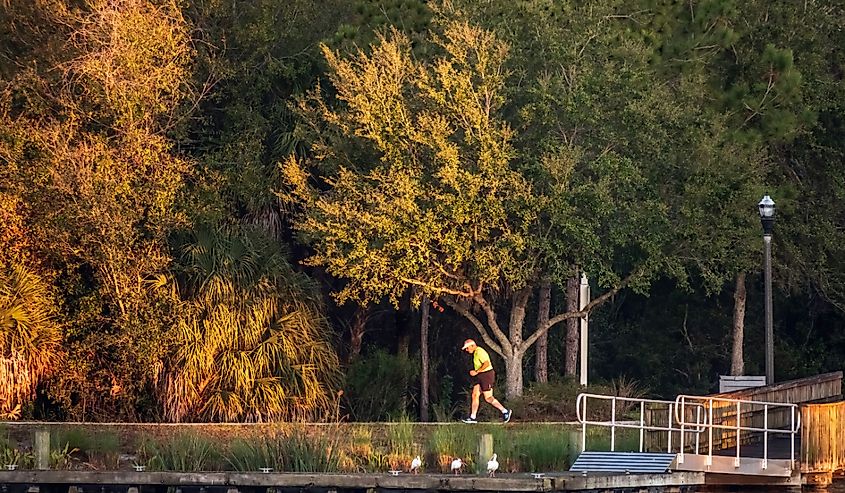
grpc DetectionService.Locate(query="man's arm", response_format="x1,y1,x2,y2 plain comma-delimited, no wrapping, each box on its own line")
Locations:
470,360,491,376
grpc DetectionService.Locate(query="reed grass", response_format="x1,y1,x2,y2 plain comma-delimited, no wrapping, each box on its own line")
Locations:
512,429,575,472
0,422,644,473
225,437,276,471
141,432,219,471
386,415,415,456
273,427,341,472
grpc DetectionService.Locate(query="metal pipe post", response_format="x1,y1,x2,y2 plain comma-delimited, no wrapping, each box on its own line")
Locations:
764,234,774,385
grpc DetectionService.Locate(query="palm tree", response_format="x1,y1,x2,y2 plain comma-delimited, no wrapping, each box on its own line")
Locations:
0,263,62,419
159,226,341,422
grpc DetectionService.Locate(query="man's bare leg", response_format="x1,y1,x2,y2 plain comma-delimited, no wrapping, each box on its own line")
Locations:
483,390,507,413
470,384,481,418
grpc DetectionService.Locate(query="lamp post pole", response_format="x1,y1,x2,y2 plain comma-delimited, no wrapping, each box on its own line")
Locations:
758,195,775,385
579,272,590,387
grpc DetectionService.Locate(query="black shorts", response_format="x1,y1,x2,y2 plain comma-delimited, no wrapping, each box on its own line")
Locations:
472,370,496,392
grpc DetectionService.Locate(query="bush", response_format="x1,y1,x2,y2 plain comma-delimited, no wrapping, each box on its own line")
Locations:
508,376,646,422
344,349,419,421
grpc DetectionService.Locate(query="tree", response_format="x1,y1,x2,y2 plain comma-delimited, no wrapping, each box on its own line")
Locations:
1,0,200,419
0,263,62,419
159,226,341,422
281,10,753,397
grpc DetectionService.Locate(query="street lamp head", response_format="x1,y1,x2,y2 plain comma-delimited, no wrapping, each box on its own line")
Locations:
758,195,775,235
758,195,775,218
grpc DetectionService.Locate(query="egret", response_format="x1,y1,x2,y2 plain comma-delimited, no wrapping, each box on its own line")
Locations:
410,455,422,474
450,457,463,475
487,454,499,477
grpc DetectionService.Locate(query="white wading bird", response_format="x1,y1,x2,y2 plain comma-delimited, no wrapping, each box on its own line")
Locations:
487,453,499,477
450,457,463,475
410,455,422,474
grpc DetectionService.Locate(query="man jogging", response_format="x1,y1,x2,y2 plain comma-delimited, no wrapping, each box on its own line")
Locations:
460,339,511,423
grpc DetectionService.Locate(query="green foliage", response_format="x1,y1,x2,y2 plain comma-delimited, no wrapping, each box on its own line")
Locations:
225,427,344,472
160,225,341,422
426,425,477,465
345,349,419,421
273,430,343,472
431,374,460,422
0,447,33,468
183,0,353,222
141,432,220,472
49,442,79,470
0,262,62,419
386,415,415,455
53,427,120,459
512,429,576,472
508,378,598,422
225,437,277,472
0,0,843,419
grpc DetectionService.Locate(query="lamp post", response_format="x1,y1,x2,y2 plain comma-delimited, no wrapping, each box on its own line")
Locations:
579,272,590,386
758,195,775,385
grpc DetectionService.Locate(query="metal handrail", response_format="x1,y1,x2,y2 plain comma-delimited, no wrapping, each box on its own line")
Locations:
575,393,706,454
674,394,801,470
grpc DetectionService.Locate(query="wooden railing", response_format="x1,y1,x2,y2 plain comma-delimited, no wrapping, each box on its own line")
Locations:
801,400,845,473
645,372,842,453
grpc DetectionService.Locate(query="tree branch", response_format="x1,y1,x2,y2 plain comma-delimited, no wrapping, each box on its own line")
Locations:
442,298,504,356
473,294,512,356
400,277,478,297
521,270,638,353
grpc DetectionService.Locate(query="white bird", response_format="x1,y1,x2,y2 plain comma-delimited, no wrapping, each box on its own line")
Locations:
450,457,463,475
410,455,422,474
487,453,499,477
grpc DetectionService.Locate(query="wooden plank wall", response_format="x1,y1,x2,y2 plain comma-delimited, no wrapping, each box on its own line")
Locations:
801,401,845,473
645,372,842,453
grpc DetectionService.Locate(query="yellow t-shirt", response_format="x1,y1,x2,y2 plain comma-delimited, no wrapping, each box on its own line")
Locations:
473,347,493,372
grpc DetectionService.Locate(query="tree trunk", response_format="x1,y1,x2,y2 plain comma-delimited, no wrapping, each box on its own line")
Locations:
564,275,579,376
396,292,412,358
534,280,551,383
503,288,531,399
420,295,430,422
504,352,524,400
446,272,637,402
349,306,367,363
731,272,747,376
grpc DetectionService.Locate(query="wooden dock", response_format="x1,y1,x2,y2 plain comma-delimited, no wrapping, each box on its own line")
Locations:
0,470,807,491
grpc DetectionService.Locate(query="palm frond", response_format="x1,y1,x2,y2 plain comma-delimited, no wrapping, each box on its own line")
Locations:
0,263,62,418
159,226,340,422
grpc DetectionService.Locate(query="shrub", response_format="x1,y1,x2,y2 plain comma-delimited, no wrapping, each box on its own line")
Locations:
344,349,418,421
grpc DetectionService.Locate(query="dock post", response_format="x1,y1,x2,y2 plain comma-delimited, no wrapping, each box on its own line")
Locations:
34,428,50,470
477,433,493,474
568,429,582,464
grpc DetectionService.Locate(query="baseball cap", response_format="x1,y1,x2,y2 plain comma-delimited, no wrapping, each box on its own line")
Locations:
461,339,475,350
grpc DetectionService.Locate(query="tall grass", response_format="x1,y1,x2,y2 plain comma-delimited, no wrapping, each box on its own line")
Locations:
225,437,276,471
585,425,641,452
274,427,342,472
53,427,120,467
386,415,415,456
426,424,480,472
512,429,576,472
141,432,219,471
